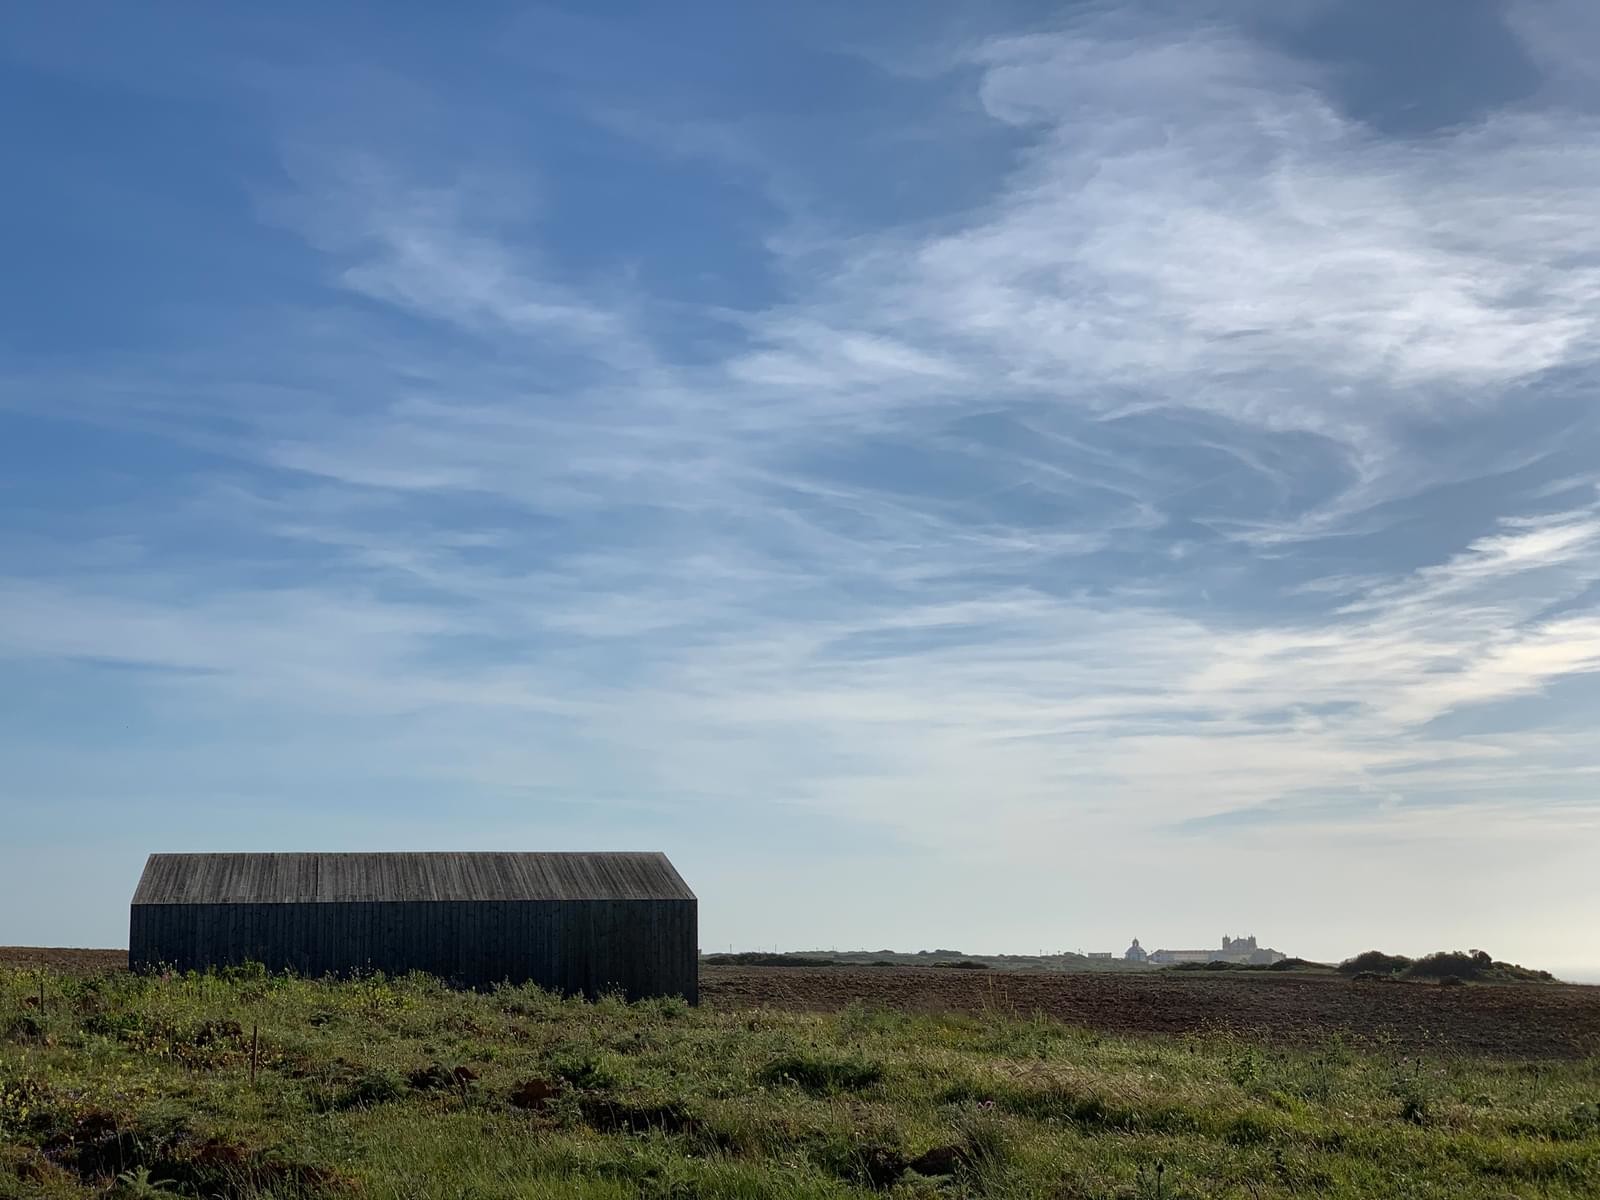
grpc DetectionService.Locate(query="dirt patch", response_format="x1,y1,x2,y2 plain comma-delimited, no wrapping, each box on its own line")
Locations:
407,1064,455,1092
404,1063,478,1099
701,965,1600,1059
857,1145,907,1189
34,1105,347,1197
509,1077,563,1110
907,1144,971,1176
159,1141,349,1198
7,1148,76,1189
4,1014,46,1043
41,1107,144,1182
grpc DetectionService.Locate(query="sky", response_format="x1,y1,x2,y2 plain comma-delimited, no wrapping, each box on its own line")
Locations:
3,1,1599,980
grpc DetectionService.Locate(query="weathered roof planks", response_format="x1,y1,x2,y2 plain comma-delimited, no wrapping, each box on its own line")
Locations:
132,851,696,905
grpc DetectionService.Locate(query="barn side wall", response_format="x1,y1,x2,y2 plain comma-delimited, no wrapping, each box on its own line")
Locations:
129,898,697,1000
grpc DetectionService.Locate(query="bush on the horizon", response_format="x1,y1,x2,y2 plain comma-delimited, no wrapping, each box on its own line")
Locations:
1338,951,1413,976
1406,950,1554,983
1338,949,1555,983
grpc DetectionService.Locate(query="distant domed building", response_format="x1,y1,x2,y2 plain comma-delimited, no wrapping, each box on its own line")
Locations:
1124,938,1147,963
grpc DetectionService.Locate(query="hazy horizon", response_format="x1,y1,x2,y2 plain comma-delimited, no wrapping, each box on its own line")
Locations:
14,930,1600,987
4,1,1600,973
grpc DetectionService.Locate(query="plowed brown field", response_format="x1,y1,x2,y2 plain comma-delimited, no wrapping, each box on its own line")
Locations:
701,964,1600,1058
0,946,125,972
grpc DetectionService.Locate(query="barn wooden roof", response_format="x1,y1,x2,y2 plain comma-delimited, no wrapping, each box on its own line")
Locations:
132,852,696,905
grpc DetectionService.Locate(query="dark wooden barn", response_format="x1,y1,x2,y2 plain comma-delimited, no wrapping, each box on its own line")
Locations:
129,851,698,1001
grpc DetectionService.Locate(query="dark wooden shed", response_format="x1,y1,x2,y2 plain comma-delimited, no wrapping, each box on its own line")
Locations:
129,851,698,1001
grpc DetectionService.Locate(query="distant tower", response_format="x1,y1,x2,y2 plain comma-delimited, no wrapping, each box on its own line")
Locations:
1124,938,1147,963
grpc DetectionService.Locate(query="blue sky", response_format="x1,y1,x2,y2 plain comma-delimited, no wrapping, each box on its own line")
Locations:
4,1,1600,977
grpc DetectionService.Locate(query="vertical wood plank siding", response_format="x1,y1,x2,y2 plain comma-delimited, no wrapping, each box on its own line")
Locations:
128,853,697,1001
128,899,696,999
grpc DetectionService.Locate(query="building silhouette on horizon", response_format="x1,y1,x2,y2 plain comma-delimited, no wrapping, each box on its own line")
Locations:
1124,933,1284,966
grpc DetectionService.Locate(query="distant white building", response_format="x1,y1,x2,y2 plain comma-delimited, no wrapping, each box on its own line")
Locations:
1124,938,1147,963
1148,948,1214,965
1142,934,1285,966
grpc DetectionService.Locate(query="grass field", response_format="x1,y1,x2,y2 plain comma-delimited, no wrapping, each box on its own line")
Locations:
4,964,1599,1199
